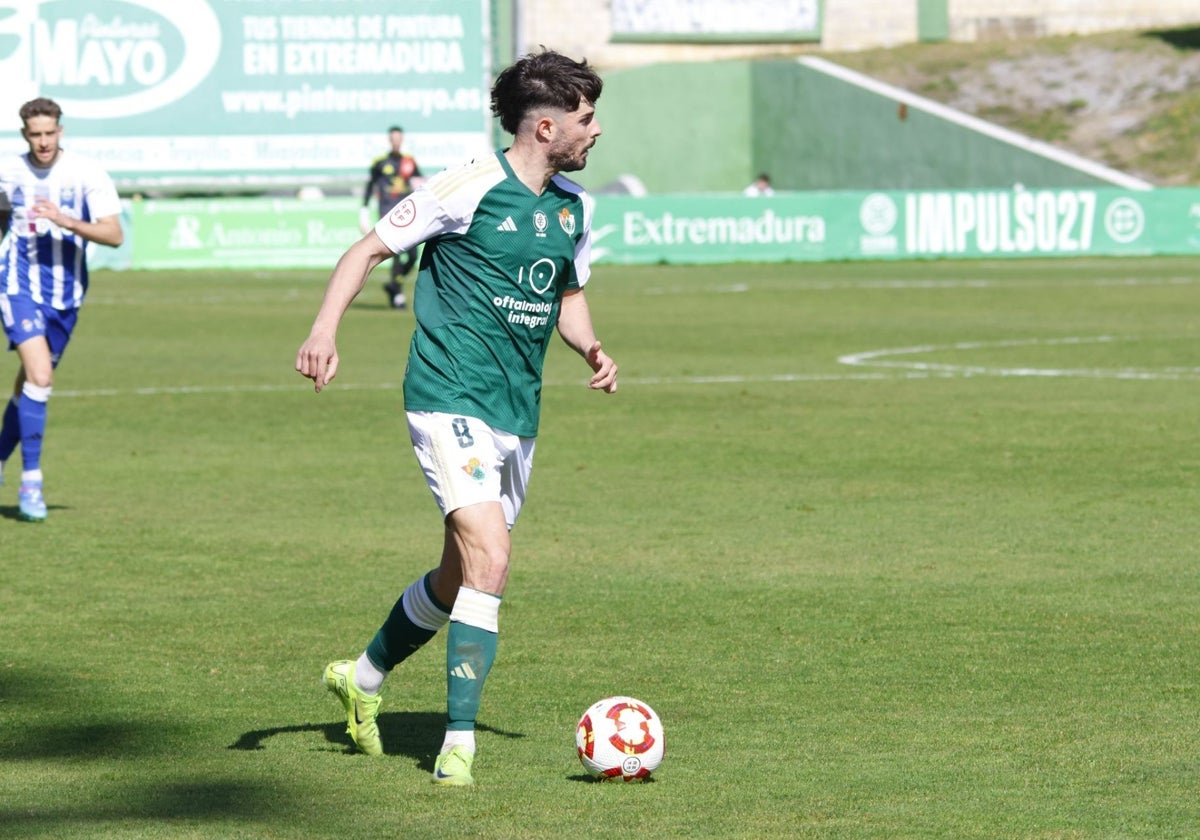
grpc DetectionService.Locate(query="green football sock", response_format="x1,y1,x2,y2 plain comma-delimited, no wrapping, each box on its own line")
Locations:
445,587,501,731
365,571,451,673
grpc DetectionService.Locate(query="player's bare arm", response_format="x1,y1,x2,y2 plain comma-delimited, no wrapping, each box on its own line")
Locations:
557,288,617,393
31,200,123,247
295,232,393,392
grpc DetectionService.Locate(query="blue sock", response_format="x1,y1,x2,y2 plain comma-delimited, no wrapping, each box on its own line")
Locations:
18,384,51,476
0,396,18,462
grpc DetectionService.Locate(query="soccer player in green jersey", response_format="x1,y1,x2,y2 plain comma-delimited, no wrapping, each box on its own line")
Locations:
295,49,618,786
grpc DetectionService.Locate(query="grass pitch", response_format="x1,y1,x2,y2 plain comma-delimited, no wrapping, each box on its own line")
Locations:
1,256,1198,838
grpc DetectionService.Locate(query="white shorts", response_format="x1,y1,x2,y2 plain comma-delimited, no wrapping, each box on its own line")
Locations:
407,411,535,528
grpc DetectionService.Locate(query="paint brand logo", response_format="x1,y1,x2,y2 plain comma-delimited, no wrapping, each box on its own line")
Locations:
28,0,221,118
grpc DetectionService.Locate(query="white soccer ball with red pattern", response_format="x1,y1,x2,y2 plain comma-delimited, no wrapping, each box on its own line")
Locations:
575,696,665,781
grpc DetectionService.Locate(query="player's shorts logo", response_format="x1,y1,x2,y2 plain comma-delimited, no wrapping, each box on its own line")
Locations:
460,457,486,482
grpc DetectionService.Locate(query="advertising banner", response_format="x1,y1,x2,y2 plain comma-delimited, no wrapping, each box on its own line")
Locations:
590,188,1200,264
0,0,491,188
129,197,362,268
611,0,822,42
122,188,1200,270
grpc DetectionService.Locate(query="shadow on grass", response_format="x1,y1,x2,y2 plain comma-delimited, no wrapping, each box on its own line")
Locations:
0,780,277,833
0,668,283,834
0,501,67,522
1142,26,1200,50
0,668,191,761
229,712,525,772
0,720,188,760
566,772,659,784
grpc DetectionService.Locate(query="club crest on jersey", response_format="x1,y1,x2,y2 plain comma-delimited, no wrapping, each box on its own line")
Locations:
557,207,576,236
533,210,548,238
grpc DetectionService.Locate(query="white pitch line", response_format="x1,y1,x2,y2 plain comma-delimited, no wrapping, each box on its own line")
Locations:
79,274,1200,307
47,335,1200,399
52,372,914,399
839,335,1200,380
633,275,1200,296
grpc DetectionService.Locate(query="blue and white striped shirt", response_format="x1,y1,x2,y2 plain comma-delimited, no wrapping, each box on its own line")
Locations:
0,149,121,310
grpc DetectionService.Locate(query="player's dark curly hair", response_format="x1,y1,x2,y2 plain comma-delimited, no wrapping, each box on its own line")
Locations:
19,97,63,123
490,48,603,136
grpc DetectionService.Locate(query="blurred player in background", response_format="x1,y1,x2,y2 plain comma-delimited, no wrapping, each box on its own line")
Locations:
743,172,775,196
296,48,618,786
0,97,124,522
361,126,423,309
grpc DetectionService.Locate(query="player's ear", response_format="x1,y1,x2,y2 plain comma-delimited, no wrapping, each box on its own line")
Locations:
535,115,555,142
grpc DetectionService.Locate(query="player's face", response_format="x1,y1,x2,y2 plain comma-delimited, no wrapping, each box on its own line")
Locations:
547,99,601,173
21,116,62,167
389,130,403,153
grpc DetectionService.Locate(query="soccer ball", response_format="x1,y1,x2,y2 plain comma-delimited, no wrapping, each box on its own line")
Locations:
575,696,665,781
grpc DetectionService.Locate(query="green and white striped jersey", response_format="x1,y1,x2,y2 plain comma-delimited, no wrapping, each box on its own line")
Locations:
373,151,594,438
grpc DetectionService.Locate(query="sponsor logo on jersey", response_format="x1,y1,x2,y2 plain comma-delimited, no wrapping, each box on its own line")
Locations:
497,216,517,232
533,209,548,238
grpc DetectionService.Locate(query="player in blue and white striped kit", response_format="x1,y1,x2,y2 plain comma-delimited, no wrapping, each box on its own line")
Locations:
0,98,124,522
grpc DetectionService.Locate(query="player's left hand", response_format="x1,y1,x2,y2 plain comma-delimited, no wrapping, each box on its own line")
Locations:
585,341,618,394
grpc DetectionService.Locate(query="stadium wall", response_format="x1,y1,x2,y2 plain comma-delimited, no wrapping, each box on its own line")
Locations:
521,0,1200,60
572,58,1146,196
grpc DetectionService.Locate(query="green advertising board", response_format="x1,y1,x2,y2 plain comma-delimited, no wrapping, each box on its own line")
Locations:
589,188,1200,264
129,197,363,269
0,1,490,188
120,188,1200,271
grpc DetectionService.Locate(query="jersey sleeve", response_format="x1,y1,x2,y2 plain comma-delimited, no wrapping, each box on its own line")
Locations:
372,155,504,255
84,161,122,220
371,187,461,255
571,190,596,289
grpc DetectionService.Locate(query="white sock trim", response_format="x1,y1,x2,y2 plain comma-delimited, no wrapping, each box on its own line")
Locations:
22,382,51,402
402,575,451,632
449,586,501,634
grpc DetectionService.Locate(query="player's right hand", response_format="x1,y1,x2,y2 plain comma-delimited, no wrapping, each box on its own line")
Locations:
295,334,339,393
358,206,372,234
